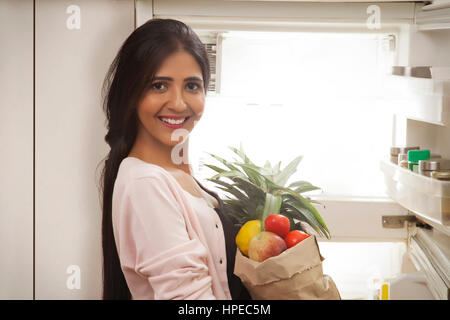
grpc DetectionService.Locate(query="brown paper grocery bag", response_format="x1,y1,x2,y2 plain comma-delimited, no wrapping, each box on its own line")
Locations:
234,235,341,300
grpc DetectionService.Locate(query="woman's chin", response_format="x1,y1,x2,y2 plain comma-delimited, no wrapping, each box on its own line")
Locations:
162,135,191,149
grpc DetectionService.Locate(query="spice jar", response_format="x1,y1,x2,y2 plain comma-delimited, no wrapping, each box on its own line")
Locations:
431,170,450,181
390,146,420,164
398,154,409,169
408,150,430,172
419,159,450,177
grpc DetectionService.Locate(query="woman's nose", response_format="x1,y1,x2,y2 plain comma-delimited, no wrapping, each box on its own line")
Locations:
168,87,187,111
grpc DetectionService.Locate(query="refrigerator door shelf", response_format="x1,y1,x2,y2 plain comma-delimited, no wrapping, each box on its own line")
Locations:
380,159,450,228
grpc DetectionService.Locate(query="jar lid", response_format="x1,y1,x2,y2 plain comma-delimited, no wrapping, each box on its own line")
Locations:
398,154,408,162
419,159,450,171
419,160,440,171
390,146,420,156
408,150,430,162
431,171,450,180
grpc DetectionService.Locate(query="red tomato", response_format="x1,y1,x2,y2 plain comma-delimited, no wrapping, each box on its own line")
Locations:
285,230,309,248
264,214,290,238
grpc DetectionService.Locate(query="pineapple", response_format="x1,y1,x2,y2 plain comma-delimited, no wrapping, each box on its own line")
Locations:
202,143,331,239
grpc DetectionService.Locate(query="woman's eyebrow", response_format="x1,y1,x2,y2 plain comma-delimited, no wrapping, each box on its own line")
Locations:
152,76,203,82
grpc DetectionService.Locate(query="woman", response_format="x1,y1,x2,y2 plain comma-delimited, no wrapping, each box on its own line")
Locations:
100,18,251,300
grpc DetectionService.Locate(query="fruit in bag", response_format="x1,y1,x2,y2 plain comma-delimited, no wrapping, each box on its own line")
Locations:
235,220,261,256
264,214,290,238
285,230,309,248
248,231,287,262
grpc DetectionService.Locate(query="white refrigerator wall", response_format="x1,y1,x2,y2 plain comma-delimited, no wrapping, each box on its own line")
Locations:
34,0,134,299
0,0,34,300
406,27,450,161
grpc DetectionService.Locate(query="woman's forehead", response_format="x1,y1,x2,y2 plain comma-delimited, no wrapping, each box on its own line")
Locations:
154,50,203,77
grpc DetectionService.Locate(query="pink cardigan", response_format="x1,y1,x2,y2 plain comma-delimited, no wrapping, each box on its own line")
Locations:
112,157,232,300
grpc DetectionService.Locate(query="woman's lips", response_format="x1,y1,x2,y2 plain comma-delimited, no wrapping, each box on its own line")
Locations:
158,116,190,129
158,115,187,120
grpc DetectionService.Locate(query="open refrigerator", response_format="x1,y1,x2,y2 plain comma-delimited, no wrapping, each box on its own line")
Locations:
379,64,450,299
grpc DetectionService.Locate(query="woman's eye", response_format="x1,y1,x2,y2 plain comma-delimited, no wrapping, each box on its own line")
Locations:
149,82,202,92
186,82,201,91
150,82,166,91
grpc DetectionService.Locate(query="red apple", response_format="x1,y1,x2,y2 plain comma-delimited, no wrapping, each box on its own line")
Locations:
264,214,290,238
248,231,287,262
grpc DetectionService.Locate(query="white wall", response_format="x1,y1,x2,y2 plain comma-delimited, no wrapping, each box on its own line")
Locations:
0,0,34,300
0,0,135,300
153,0,415,21
33,0,134,299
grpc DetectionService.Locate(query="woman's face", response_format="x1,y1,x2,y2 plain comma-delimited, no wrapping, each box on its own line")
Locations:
135,50,206,148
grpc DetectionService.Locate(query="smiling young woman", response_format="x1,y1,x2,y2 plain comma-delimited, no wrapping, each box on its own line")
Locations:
99,18,250,300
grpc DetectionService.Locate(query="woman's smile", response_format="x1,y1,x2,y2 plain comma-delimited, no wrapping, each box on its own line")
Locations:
158,115,191,128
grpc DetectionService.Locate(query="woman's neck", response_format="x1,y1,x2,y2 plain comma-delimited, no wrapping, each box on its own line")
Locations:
128,133,193,175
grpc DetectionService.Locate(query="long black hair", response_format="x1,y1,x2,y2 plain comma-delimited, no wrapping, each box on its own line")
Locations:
99,19,210,300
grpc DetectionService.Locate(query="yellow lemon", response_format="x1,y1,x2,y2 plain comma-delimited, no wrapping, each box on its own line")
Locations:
235,220,262,256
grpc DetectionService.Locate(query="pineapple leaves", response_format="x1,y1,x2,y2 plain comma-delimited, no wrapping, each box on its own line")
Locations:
274,161,282,175
280,190,330,239
260,193,282,230
228,142,254,165
209,170,247,181
288,180,321,194
233,177,266,201
273,155,303,186
264,160,272,171
233,163,277,192
232,163,265,187
203,144,331,239
202,163,227,175
203,152,240,172
208,180,251,205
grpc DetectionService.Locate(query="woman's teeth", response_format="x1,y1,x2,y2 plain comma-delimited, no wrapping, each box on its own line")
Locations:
160,117,188,124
